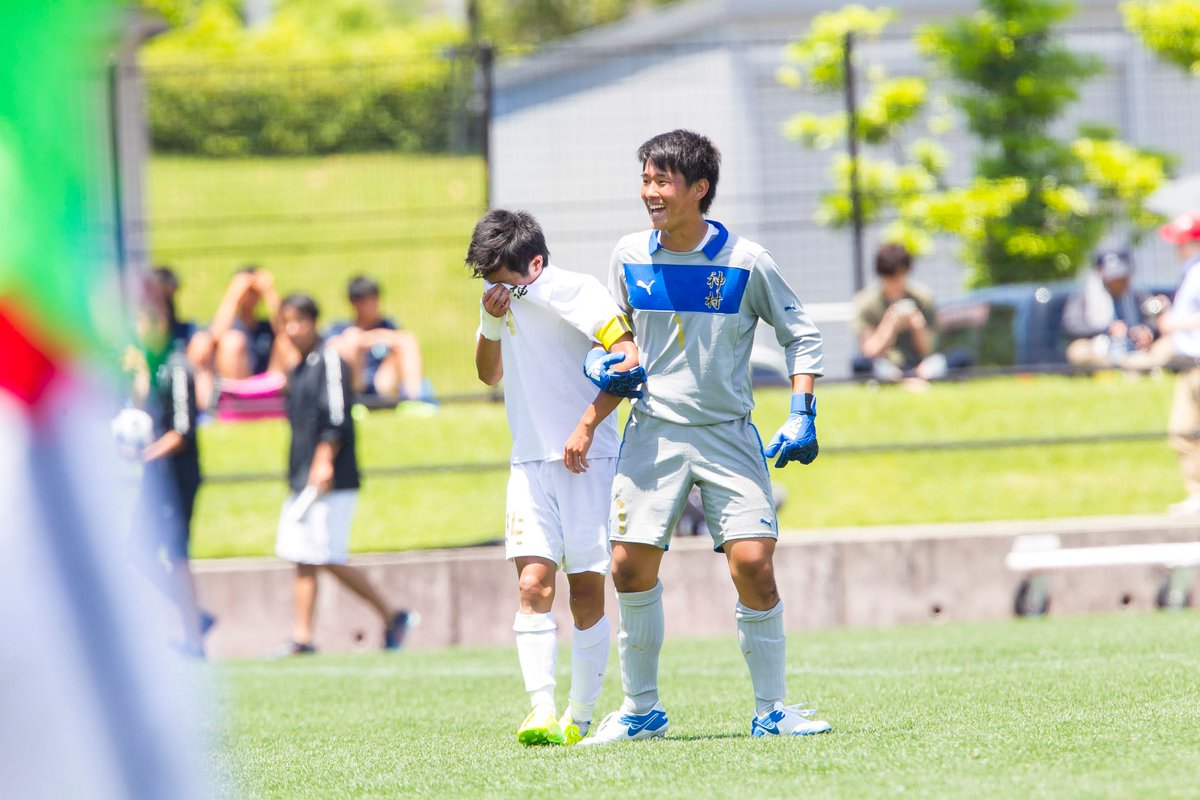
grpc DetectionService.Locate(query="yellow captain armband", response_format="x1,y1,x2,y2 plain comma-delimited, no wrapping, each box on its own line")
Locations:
595,314,633,350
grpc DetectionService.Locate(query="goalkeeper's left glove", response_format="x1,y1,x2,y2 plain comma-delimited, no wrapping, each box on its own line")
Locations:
764,393,818,468
583,349,646,398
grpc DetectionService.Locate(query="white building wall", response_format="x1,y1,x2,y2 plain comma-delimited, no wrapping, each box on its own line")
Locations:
490,0,1200,377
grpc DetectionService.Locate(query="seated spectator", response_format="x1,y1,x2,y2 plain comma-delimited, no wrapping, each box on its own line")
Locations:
1063,248,1173,373
326,275,429,405
188,265,298,408
852,243,951,388
148,265,198,355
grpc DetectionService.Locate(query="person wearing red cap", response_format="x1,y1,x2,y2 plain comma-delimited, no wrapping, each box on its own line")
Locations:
1156,212,1200,515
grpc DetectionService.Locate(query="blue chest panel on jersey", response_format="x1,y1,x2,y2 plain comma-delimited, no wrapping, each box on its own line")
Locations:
623,262,749,314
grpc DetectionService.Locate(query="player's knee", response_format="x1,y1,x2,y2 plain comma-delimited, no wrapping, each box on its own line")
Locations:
187,331,214,364
517,571,554,605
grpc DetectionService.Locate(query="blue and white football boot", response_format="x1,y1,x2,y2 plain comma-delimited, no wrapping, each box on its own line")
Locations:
576,702,669,747
750,702,832,737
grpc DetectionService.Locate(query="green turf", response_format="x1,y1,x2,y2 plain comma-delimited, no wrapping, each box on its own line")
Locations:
191,374,1178,558
146,153,487,397
212,610,1200,799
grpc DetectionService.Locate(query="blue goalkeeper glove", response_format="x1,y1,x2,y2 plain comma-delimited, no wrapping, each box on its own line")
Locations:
583,349,646,399
763,393,818,468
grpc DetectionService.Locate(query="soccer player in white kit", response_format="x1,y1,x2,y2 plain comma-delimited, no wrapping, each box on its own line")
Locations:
466,209,645,746
580,130,833,745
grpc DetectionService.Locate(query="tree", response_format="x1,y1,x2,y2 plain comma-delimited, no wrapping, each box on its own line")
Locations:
781,1,1168,287
475,0,680,50
1121,0,1200,75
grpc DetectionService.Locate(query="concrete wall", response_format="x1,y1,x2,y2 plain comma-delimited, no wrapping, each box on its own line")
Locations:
194,515,1200,659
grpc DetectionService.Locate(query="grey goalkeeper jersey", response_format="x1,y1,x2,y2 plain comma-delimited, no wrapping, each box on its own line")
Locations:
609,221,824,425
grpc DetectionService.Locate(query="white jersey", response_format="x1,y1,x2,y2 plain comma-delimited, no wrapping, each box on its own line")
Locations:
489,263,629,463
1173,255,1200,358
609,220,824,425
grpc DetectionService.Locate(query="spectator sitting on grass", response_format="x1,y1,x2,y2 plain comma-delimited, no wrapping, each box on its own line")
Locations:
188,265,298,408
326,275,432,409
852,243,953,389
1062,248,1173,373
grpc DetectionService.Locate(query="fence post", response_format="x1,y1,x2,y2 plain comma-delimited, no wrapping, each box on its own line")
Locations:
479,41,494,210
843,31,865,293
106,56,127,279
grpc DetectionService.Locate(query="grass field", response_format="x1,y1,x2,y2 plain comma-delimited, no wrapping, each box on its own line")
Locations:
210,610,1200,799
191,373,1178,559
146,153,487,396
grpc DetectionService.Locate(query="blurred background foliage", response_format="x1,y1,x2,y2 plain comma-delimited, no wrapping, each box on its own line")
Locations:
780,0,1171,287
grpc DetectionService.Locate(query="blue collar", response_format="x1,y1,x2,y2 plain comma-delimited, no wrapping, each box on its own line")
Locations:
648,220,729,260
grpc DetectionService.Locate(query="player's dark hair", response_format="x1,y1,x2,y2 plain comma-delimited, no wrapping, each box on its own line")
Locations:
347,275,380,302
875,243,913,277
637,130,721,214
465,209,550,279
148,266,180,324
281,293,320,322
236,264,260,275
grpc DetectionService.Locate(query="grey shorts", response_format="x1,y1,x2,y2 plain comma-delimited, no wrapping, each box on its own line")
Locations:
610,410,778,552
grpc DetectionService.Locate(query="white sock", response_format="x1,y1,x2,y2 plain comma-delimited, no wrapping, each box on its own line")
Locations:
736,600,787,718
617,580,664,714
513,611,557,710
568,614,610,724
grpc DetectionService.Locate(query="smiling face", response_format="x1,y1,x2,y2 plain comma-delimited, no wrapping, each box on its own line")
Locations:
641,159,707,235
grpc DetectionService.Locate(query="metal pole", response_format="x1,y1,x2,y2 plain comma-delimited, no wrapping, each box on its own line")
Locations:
843,32,865,292
107,56,127,278
480,41,494,210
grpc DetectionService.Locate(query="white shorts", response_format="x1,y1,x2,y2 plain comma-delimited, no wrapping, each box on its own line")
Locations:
275,489,357,565
505,458,615,575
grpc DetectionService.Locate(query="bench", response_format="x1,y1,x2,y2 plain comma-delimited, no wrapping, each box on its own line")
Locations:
1005,534,1200,615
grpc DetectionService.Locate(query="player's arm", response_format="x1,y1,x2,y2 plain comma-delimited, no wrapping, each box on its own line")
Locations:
142,361,195,462
142,430,184,462
1159,295,1200,334
858,305,902,359
564,334,638,474
208,270,254,341
750,253,823,468
310,351,351,491
475,284,509,385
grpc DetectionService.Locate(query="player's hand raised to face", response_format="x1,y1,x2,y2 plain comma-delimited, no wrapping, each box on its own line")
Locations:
481,284,511,318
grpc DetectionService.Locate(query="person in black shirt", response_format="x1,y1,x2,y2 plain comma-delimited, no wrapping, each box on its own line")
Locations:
130,278,211,657
273,293,413,655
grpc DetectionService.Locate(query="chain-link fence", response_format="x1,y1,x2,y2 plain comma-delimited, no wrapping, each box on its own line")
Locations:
119,23,1200,395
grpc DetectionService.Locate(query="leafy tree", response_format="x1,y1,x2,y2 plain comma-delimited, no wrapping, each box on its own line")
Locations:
919,0,1114,284
476,0,680,50
781,1,1168,287
141,0,469,155
1121,0,1200,75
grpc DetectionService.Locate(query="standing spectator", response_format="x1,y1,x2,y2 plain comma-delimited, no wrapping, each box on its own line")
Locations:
326,275,430,407
465,209,641,746
1063,248,1172,372
853,243,949,388
188,265,298,409
272,293,413,655
128,276,211,657
1156,213,1200,516
580,130,831,746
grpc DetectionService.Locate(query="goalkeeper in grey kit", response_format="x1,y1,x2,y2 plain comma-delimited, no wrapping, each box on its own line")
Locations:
580,129,832,745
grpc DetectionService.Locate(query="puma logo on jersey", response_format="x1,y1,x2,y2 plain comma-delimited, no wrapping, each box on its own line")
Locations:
636,279,656,295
